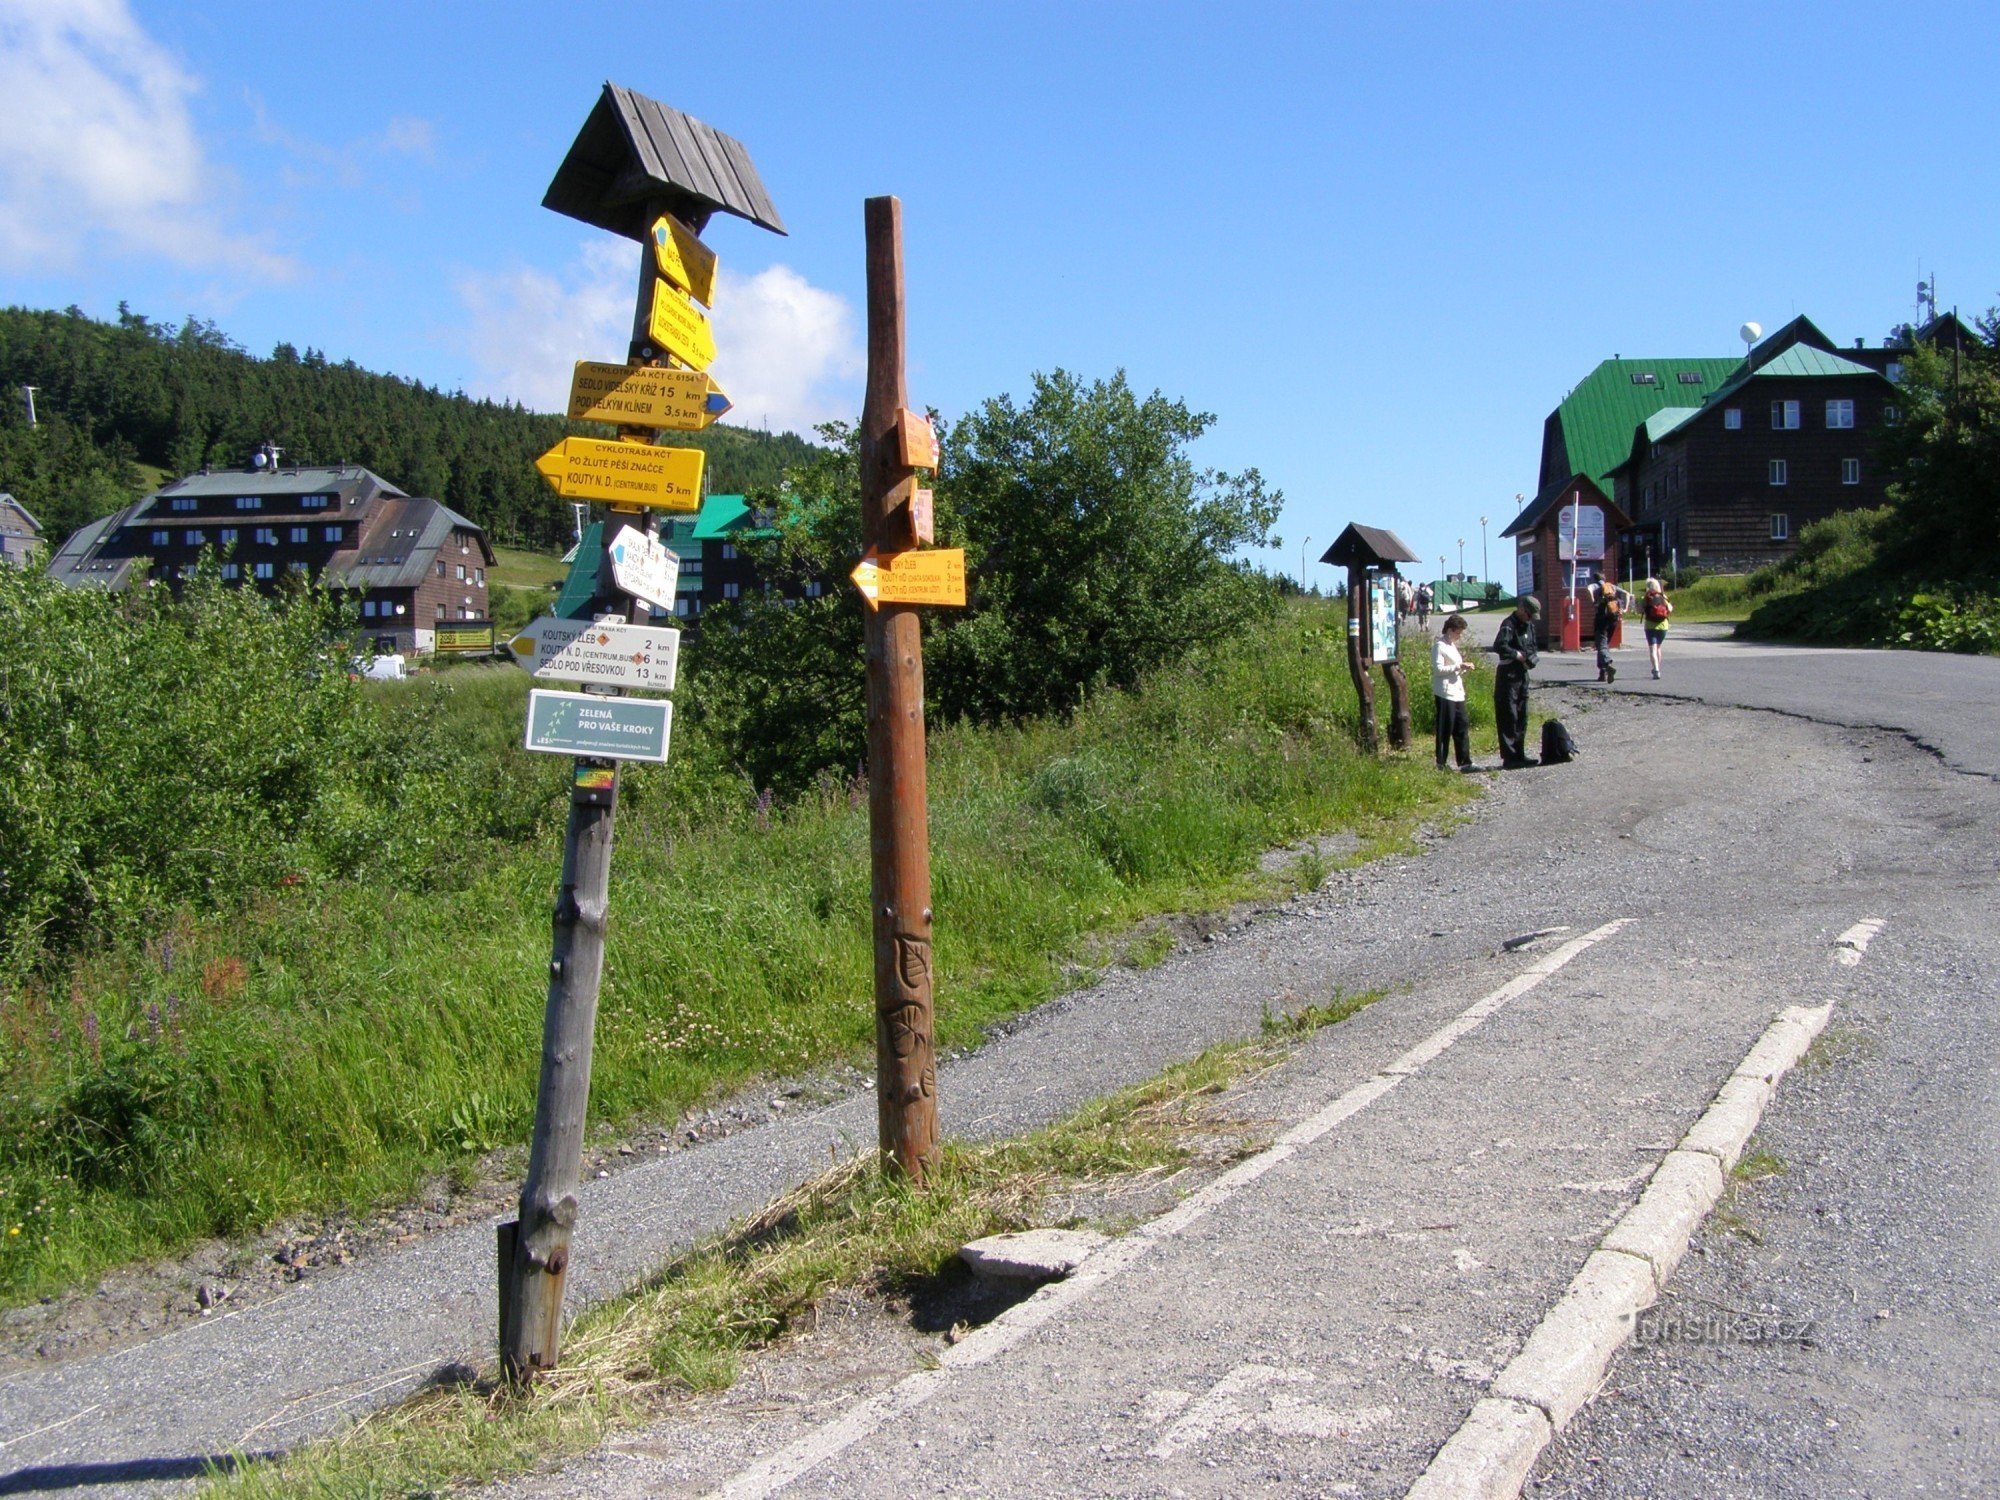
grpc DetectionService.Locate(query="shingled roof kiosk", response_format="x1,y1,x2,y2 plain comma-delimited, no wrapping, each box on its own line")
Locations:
500,84,784,1386
1322,523,1422,753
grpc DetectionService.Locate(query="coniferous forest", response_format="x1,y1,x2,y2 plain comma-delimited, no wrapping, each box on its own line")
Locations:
0,304,822,547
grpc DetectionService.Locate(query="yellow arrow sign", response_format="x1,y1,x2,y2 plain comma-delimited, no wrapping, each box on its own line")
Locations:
567,362,732,429
850,547,966,609
648,279,718,371
535,437,705,510
650,213,718,307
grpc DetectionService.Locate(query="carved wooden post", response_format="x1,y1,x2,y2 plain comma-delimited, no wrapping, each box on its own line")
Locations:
1346,564,1378,753
1381,568,1412,750
860,196,940,1181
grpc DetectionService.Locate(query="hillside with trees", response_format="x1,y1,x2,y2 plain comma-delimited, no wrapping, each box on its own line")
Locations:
1742,309,2000,652
0,304,821,547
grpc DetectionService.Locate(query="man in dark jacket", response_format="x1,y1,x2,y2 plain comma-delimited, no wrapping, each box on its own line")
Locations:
1492,595,1541,768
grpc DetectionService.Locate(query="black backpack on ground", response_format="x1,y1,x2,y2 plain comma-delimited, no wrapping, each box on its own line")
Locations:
1540,719,1578,765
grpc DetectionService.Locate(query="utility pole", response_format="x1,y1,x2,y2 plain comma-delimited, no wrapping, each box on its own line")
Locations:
859,197,940,1181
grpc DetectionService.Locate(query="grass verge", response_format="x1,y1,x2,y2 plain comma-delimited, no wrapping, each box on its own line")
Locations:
199,989,1380,1497
1,599,1474,1302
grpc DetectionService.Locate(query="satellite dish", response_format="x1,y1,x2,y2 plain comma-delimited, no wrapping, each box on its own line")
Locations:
1739,322,1762,346
251,450,268,469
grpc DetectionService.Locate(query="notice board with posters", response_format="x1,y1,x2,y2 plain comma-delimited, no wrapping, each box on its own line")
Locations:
1368,573,1399,664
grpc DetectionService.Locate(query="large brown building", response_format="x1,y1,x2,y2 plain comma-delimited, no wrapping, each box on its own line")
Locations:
45,449,493,653
1519,313,1987,583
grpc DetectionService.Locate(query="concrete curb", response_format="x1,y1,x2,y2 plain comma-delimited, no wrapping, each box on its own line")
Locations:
1403,1000,1832,1498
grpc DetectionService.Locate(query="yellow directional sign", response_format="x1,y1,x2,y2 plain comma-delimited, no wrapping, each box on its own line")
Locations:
650,213,718,307
648,279,717,371
567,361,732,429
535,437,705,510
851,547,966,609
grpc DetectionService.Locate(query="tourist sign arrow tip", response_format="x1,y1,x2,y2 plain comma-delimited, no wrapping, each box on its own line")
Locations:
606,525,681,611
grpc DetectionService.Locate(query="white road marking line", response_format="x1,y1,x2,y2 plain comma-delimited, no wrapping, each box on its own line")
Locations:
1406,999,1835,1500
704,919,1633,1500
1834,917,1887,966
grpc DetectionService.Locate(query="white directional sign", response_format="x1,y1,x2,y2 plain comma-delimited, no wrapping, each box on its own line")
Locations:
606,525,680,611
508,615,680,691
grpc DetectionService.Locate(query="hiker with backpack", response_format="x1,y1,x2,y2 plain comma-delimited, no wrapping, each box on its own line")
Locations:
1491,594,1540,770
1591,578,1623,683
1641,578,1674,679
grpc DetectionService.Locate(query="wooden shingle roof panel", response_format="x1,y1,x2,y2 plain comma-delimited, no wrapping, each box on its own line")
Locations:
544,84,786,241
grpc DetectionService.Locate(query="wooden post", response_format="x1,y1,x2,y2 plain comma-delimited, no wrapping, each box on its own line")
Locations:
1346,564,1378,753
860,196,940,1182
1381,568,1412,749
499,226,671,1382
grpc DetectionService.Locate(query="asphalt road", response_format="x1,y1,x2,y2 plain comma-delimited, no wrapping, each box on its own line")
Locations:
3,628,1993,1498
506,631,2000,1497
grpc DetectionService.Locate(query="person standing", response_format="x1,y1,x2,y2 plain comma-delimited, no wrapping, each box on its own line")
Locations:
1416,582,1432,629
1491,594,1540,769
1432,613,1476,770
1591,577,1623,682
1641,578,1673,679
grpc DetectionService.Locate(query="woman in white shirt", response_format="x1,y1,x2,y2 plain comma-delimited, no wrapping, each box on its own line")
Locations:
1432,613,1477,771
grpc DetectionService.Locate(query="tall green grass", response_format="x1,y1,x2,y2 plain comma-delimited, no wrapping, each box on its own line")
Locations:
0,599,1472,1301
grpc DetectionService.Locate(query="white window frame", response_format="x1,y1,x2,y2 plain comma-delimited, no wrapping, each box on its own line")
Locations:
723,581,741,599
1825,399,1854,429
1770,514,1790,541
1842,458,1862,485
253,561,275,580
150,529,169,546
1724,408,1742,430
1769,458,1788,486
1771,400,1800,430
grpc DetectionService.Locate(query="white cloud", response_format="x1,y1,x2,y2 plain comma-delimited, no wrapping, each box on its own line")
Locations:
455,239,635,411
455,243,862,435
0,0,292,276
707,264,863,435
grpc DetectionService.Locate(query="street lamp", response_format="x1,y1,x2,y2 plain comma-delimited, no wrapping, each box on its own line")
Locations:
1300,535,1312,594
1457,537,1465,579
1481,513,1492,585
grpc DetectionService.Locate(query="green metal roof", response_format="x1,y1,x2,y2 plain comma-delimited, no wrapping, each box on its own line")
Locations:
1640,406,1702,443
553,520,603,618
1704,344,1883,407
689,493,754,540
1553,359,1743,497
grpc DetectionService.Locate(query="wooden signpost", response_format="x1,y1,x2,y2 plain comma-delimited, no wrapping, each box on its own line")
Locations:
535,436,705,510
856,196,963,1186
567,361,731,429
498,83,784,1386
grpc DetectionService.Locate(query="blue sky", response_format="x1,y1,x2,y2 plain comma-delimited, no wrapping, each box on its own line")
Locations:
2,1,1995,580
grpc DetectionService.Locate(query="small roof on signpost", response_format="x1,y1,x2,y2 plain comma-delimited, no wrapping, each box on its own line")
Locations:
543,83,787,241
1320,524,1423,570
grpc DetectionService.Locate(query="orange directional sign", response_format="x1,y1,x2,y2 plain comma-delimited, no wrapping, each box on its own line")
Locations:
650,213,718,307
851,547,966,609
535,436,704,510
567,361,731,429
894,407,939,469
648,279,718,371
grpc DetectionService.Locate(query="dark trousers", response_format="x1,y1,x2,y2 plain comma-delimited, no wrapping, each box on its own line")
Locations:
1494,665,1530,765
1434,696,1471,768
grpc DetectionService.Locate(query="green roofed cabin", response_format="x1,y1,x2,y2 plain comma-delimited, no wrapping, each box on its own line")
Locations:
1524,311,1987,579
